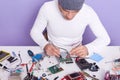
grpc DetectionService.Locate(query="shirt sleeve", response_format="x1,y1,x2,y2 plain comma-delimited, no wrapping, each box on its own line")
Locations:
30,4,49,49
85,7,111,56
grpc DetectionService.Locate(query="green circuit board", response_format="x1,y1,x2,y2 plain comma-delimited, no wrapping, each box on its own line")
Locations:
48,64,63,74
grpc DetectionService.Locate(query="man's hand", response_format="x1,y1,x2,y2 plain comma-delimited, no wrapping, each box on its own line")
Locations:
44,43,60,57
70,45,88,58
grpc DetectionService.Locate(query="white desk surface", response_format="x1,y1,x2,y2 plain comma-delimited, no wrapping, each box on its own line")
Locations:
0,46,120,80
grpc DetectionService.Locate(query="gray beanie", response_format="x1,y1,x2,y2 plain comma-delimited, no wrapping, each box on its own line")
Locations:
58,0,85,10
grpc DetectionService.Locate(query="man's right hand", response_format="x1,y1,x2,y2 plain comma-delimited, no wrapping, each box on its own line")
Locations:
44,43,60,57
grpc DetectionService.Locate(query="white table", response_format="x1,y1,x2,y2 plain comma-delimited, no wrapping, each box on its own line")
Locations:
0,46,120,80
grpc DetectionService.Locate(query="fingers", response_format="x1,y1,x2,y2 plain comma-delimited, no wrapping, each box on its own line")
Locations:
44,43,60,57
51,46,60,57
75,50,87,58
44,43,88,58
70,45,88,58
70,45,83,55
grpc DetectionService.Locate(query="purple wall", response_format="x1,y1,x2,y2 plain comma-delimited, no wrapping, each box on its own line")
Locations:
0,0,120,46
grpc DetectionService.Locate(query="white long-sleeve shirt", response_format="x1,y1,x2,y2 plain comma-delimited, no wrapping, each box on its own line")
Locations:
30,0,110,55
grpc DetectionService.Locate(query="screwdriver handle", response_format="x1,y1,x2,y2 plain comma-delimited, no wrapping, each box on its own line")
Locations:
28,50,34,57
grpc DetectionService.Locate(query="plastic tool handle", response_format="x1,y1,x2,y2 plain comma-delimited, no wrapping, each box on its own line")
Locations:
27,50,34,57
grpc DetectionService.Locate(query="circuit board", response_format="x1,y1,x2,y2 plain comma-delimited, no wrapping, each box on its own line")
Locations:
48,64,63,74
58,52,73,64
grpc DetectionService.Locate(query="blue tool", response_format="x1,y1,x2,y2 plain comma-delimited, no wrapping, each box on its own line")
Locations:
27,50,43,62
32,54,43,62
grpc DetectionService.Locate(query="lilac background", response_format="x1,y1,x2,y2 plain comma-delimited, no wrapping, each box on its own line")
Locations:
0,0,119,46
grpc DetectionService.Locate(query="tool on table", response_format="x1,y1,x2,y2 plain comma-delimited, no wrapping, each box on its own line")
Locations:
105,58,120,63
27,50,43,62
24,64,32,80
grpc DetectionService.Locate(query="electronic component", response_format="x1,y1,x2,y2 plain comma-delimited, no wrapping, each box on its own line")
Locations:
7,56,18,63
75,58,92,70
48,64,63,74
0,50,10,62
89,63,99,71
75,58,99,71
57,52,73,64
104,71,120,80
61,72,85,80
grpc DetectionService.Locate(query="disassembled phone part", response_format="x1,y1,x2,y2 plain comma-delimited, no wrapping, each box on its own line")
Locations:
75,58,99,71
57,52,73,64
61,72,86,80
48,64,63,74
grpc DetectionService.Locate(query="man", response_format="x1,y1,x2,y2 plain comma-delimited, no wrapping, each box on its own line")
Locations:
30,0,110,58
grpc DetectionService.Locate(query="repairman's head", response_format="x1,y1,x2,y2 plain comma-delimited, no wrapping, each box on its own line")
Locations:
58,0,85,20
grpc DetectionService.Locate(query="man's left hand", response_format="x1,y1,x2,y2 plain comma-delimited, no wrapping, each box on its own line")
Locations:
70,45,88,58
